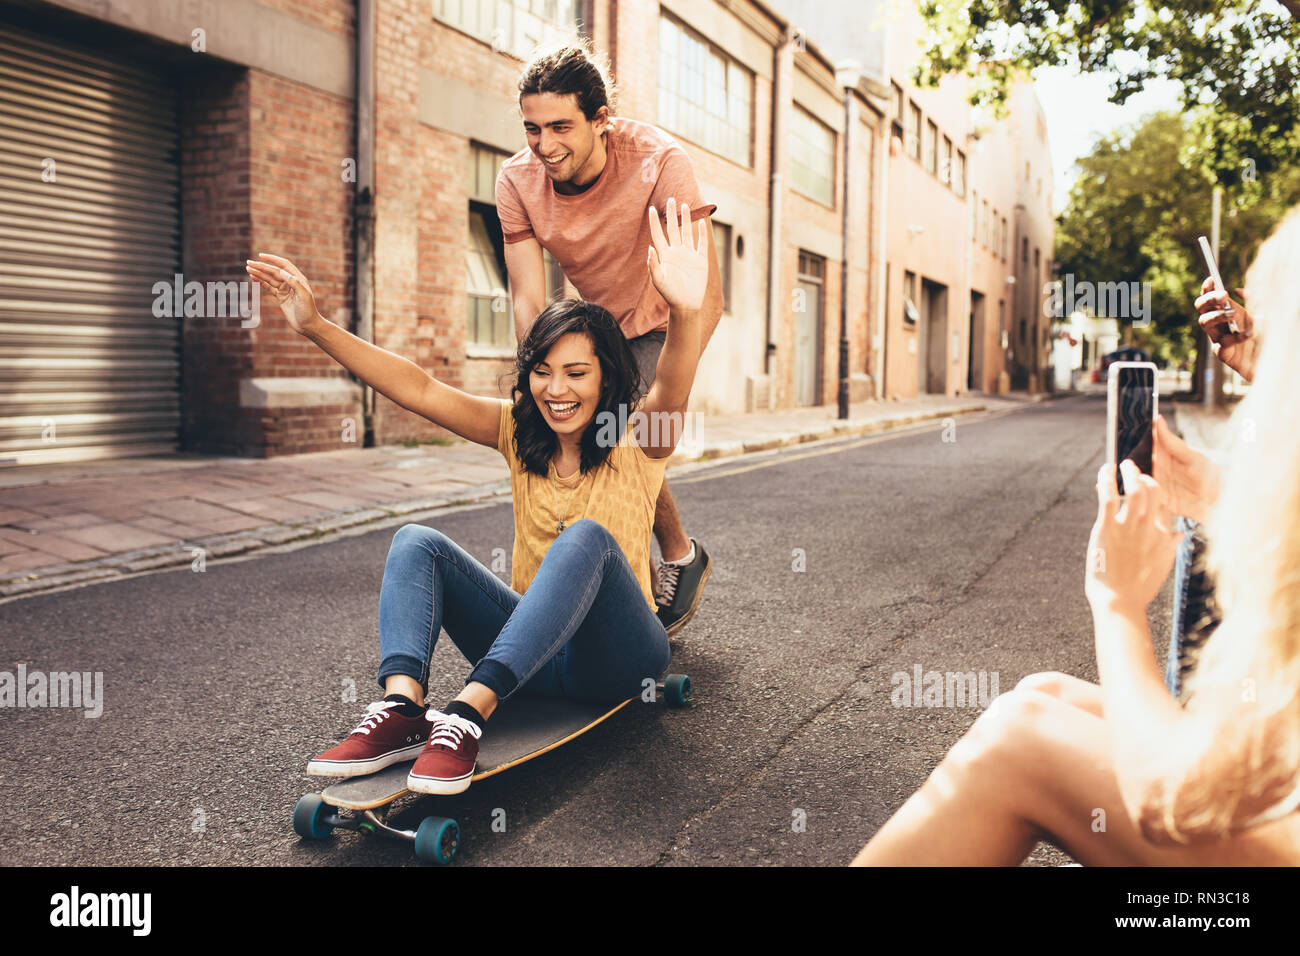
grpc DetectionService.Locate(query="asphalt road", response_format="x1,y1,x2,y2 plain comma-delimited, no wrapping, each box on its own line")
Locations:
0,393,1175,866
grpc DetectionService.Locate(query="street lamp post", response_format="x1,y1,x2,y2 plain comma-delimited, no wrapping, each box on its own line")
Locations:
835,61,861,420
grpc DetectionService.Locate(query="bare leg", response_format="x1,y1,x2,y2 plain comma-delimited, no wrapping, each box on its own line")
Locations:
453,681,499,720
381,676,498,721
853,676,1300,866
653,479,691,564
383,675,424,707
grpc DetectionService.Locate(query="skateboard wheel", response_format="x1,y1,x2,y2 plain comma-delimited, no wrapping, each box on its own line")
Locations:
664,674,692,708
414,816,459,864
292,794,335,840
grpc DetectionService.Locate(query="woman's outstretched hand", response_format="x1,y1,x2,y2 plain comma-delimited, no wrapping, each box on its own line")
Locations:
1085,460,1182,617
647,197,708,315
245,253,326,335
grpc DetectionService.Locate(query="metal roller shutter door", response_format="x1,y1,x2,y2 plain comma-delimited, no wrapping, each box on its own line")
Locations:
0,22,181,466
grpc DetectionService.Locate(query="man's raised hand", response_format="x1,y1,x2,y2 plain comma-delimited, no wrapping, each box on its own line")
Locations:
646,196,708,315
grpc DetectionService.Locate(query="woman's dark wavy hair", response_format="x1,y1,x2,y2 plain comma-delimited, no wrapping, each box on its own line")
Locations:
507,299,642,478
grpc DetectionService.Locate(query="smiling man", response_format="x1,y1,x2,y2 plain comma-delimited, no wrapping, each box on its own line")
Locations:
494,42,724,636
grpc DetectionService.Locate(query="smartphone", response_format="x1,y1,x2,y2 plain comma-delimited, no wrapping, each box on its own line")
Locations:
1107,361,1157,495
1197,235,1239,335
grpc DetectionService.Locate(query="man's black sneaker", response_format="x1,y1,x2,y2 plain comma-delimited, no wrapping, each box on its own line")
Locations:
655,538,711,636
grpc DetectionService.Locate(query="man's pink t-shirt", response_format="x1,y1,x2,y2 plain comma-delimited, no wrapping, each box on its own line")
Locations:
495,116,717,340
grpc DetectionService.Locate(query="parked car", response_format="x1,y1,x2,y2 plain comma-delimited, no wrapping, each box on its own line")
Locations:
1090,346,1152,383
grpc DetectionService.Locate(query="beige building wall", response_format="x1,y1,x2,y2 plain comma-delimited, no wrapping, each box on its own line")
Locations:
872,3,1055,398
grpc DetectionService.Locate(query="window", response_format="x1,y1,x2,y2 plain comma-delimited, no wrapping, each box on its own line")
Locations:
791,105,835,206
992,211,999,255
1034,247,1040,289
940,135,952,185
1022,236,1029,266
924,119,937,175
468,142,507,204
434,0,577,58
1001,216,1008,261
907,102,921,160
659,14,753,166
467,206,510,348
982,200,990,248
891,81,904,140
466,145,513,348
953,149,966,197
712,220,732,312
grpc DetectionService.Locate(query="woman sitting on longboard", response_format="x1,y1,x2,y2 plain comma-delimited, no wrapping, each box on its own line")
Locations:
246,198,707,795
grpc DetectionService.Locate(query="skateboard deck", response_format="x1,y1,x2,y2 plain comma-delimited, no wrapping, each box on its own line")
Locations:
293,674,691,862
322,695,632,810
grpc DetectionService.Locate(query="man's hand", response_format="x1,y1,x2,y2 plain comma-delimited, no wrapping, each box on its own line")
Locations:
1151,414,1220,525
246,253,326,335
1194,276,1258,382
646,197,708,314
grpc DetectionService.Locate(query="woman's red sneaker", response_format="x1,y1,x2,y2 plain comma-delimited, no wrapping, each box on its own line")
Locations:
407,711,482,794
307,700,429,777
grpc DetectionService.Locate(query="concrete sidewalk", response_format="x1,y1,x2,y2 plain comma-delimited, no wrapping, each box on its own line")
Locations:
0,392,1034,599
1168,397,1238,458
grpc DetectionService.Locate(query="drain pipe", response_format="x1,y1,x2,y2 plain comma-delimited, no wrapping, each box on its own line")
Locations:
765,32,793,386
355,0,377,445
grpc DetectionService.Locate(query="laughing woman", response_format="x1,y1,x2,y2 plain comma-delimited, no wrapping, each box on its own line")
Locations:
246,198,708,794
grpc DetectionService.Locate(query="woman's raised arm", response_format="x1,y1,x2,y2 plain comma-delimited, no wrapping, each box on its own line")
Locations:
638,198,708,458
246,253,501,448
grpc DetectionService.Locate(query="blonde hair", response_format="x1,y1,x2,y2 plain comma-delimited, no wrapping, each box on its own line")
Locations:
1162,203,1300,839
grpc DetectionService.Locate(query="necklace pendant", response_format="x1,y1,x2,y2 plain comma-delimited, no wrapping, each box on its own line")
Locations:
556,520,564,532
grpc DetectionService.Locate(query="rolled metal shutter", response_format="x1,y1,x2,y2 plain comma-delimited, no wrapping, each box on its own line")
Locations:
0,21,181,466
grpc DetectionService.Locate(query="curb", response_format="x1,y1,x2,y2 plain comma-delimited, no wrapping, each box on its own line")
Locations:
670,404,988,465
0,481,510,600
0,403,993,600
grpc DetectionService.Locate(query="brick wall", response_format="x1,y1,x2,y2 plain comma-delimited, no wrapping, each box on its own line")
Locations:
179,62,257,455
179,2,358,457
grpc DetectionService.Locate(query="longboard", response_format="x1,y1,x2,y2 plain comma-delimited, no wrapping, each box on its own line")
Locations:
292,674,691,863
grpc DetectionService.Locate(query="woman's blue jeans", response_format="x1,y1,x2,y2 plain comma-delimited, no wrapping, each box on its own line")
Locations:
376,519,671,705
1165,516,1220,701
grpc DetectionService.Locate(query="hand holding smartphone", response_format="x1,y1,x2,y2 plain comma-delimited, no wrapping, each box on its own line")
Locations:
1197,235,1239,335
1107,361,1157,495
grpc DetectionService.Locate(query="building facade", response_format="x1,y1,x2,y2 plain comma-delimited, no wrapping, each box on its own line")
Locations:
774,0,1055,399
0,0,890,465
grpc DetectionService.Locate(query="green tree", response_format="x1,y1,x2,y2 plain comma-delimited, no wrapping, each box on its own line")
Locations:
1056,111,1300,360
917,1,1300,187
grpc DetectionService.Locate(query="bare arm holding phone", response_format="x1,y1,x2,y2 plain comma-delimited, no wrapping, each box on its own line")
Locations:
1194,277,1258,382
1195,236,1258,382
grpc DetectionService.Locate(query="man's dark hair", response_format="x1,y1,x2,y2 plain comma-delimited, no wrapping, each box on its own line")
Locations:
507,299,641,477
517,41,618,120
